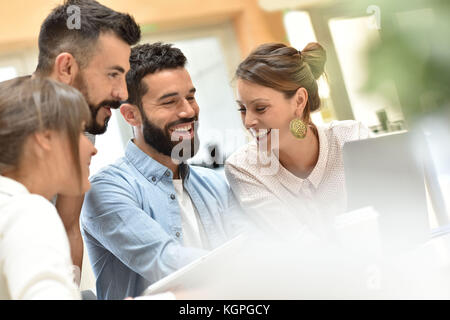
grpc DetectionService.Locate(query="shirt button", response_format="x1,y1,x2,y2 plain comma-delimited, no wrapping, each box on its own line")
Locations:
175,232,181,238
165,171,171,177
151,177,156,182
170,194,176,200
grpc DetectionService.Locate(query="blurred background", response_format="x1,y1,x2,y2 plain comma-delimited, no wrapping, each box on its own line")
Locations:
1,0,448,297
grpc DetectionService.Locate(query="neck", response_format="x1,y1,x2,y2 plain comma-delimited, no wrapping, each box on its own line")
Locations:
134,138,180,179
3,166,56,200
278,125,319,179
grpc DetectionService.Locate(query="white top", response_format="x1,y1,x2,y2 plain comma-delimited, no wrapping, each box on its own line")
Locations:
172,179,205,248
0,175,80,300
225,120,371,239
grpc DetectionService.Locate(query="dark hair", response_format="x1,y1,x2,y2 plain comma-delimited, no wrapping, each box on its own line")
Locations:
36,0,141,75
126,42,187,111
235,42,327,123
0,76,91,188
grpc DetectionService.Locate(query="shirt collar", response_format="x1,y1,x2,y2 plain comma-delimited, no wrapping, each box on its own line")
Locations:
0,175,30,196
277,124,328,192
125,140,190,183
307,125,329,189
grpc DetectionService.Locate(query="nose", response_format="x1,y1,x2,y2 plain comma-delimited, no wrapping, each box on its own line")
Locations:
112,78,128,102
243,110,258,129
91,146,98,157
178,98,197,119
88,140,98,158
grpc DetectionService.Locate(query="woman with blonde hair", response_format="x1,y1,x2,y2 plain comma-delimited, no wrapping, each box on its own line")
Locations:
0,76,97,299
225,43,370,240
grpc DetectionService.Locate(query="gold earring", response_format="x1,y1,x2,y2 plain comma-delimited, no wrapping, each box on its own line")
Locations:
289,118,307,139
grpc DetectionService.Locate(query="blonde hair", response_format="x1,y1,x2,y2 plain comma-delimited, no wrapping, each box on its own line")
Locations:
235,42,327,124
0,76,91,184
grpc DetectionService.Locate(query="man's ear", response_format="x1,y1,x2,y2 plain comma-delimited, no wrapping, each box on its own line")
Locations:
52,53,80,85
294,87,308,119
120,103,142,126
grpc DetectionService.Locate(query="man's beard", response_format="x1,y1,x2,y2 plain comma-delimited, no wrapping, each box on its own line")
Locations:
73,73,121,135
142,112,200,162
86,100,121,135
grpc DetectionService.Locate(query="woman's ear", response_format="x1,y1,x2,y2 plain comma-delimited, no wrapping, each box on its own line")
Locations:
52,53,80,85
120,103,142,126
294,87,308,119
33,130,53,151
30,130,54,161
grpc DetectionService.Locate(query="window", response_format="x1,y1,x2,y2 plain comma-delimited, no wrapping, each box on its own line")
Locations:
329,15,404,133
283,10,334,125
0,66,17,81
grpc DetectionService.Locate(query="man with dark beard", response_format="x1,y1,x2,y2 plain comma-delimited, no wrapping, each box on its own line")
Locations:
34,0,141,280
80,43,247,300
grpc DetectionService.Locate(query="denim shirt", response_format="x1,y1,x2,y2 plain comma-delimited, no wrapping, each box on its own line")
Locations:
81,140,246,300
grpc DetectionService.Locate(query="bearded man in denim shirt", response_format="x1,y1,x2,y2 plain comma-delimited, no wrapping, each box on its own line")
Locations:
81,42,248,300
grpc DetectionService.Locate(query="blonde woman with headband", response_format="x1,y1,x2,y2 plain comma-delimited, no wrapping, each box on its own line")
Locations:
225,43,370,240
0,77,97,299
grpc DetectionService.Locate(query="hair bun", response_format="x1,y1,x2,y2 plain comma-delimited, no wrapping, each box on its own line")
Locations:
301,42,327,80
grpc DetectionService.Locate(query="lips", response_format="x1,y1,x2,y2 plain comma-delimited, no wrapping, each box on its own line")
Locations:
98,100,121,117
170,122,195,140
100,100,121,110
249,128,271,141
103,106,112,117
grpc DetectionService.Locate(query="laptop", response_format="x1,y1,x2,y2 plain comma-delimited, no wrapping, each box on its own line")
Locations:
343,131,431,253
140,234,247,296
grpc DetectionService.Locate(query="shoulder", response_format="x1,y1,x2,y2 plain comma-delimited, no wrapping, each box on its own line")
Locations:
189,165,228,189
188,165,231,208
224,141,258,173
1,194,66,241
83,158,142,213
89,156,137,187
224,140,274,181
21,195,63,228
322,120,370,145
3,194,57,218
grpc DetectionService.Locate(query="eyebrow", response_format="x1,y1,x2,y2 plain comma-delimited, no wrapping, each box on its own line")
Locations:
109,66,126,73
236,98,269,105
158,88,196,101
